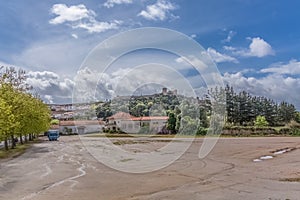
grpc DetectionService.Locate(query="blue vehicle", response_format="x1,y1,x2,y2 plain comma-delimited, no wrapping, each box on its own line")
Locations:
47,130,60,141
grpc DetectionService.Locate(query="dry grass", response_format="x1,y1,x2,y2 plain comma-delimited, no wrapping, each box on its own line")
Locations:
0,144,30,159
280,177,300,182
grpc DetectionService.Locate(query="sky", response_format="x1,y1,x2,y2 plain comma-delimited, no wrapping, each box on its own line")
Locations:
0,0,300,109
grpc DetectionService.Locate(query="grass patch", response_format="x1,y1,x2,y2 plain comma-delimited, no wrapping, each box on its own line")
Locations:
119,158,134,162
85,133,134,138
280,177,300,182
112,139,182,145
84,133,200,138
0,143,31,159
112,140,148,145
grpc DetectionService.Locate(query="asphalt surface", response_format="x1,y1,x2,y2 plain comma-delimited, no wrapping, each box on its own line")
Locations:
0,136,300,200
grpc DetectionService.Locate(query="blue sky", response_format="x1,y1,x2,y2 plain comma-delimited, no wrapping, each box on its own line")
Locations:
0,0,300,109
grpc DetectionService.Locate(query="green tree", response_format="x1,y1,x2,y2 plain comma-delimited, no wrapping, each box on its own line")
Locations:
295,112,300,123
254,115,269,127
51,119,59,125
0,96,19,150
167,111,176,133
1,66,50,149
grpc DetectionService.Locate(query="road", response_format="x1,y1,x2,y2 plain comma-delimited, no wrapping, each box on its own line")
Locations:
0,136,300,200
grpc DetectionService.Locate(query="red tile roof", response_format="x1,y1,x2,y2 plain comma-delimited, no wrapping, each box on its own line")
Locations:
107,112,134,120
128,116,169,121
107,112,168,121
50,124,59,130
59,120,105,126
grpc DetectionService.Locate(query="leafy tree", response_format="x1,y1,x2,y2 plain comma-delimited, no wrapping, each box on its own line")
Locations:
51,119,60,125
179,116,199,135
0,96,18,150
295,112,300,123
167,111,176,133
254,115,269,127
1,66,50,149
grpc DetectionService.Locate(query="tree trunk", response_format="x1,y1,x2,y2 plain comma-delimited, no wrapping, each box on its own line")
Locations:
4,138,8,151
24,134,28,143
11,135,16,149
20,134,23,145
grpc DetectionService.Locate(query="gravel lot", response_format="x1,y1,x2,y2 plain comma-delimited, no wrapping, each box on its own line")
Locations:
0,136,299,200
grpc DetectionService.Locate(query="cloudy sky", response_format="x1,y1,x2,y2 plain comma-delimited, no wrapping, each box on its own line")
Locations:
0,0,300,109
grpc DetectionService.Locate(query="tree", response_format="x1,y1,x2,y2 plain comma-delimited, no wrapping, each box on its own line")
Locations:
0,96,18,150
295,112,300,123
51,119,59,125
1,66,50,149
254,115,269,127
167,111,176,133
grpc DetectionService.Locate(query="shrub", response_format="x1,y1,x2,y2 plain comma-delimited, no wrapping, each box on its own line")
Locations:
254,116,269,127
196,127,207,136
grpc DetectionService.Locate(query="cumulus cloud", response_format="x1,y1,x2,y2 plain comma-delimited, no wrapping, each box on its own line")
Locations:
26,71,75,104
49,4,95,25
138,0,178,21
236,37,275,58
73,64,202,103
49,4,121,33
103,0,133,8
260,59,300,75
190,34,197,39
207,47,238,63
44,95,54,104
73,19,122,33
175,55,208,70
222,30,236,43
71,34,78,39
225,37,275,58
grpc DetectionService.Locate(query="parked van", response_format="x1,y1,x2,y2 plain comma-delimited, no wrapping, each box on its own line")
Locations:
47,130,60,141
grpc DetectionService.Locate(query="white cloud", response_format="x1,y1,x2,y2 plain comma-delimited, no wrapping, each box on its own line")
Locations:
71,34,78,39
44,95,54,104
260,59,300,75
138,0,178,21
49,4,95,25
49,4,121,33
222,30,236,43
26,71,75,103
207,48,238,63
235,37,275,58
73,20,122,33
103,0,133,8
175,55,208,70
223,46,236,51
190,34,197,39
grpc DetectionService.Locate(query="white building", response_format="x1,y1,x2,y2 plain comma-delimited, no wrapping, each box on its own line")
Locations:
105,112,168,134
59,120,105,134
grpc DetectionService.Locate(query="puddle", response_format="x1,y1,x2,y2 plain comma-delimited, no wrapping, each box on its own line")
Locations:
253,147,297,162
260,155,273,160
272,147,295,155
253,156,273,162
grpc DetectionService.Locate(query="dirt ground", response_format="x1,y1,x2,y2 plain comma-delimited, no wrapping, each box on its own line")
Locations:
0,136,300,200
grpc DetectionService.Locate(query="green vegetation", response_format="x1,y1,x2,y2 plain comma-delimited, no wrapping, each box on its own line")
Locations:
50,119,59,125
0,67,51,151
0,143,30,159
254,116,269,127
96,84,299,136
221,85,296,126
